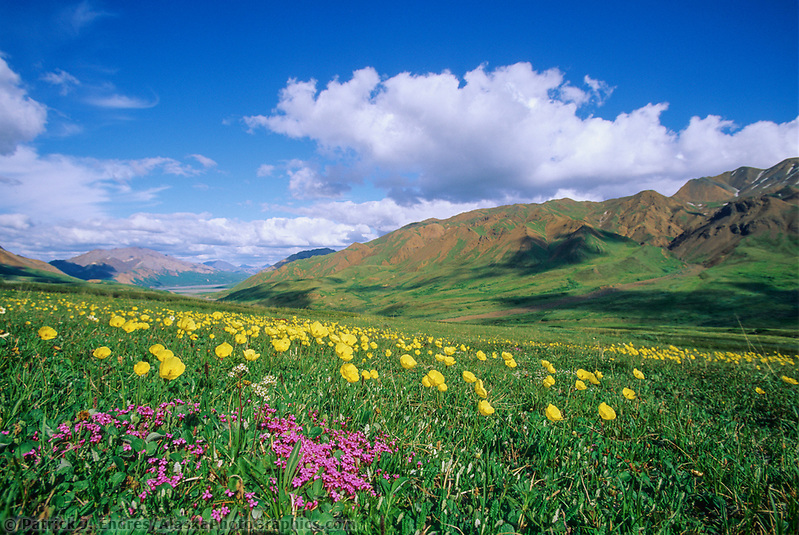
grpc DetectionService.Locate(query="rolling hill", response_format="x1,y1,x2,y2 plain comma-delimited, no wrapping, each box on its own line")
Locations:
224,158,799,329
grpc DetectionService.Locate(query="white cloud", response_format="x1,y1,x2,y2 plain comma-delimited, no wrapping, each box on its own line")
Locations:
245,63,798,203
0,57,47,155
86,93,159,109
256,164,275,177
189,154,217,168
60,1,112,36
41,69,81,95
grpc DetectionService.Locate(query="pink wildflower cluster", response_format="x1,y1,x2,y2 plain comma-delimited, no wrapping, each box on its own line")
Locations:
254,405,398,503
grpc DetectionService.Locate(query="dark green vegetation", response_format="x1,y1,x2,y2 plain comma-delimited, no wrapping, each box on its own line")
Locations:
0,286,797,534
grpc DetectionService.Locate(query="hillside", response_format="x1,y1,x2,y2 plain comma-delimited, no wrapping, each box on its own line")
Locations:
224,158,799,329
0,246,80,284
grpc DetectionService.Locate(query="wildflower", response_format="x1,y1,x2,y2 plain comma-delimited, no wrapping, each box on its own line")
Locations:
149,343,165,356
134,361,151,376
594,370,604,380
109,316,125,328
228,364,249,379
427,370,445,387
478,400,495,416
575,380,587,391
782,375,798,385
474,379,488,399
505,358,517,368
400,354,417,369
437,383,448,392
633,368,645,380
272,338,291,353
543,375,555,388
476,350,487,361
235,333,248,345
501,351,513,361
598,402,616,421
244,349,260,361
215,342,233,359
421,375,432,387
370,369,379,379
622,387,636,400
93,346,111,360
462,371,477,383
545,362,556,374
546,404,564,422
38,326,57,340
335,342,354,361
159,356,186,380
155,348,174,362
755,387,765,395
310,321,328,338
340,363,360,383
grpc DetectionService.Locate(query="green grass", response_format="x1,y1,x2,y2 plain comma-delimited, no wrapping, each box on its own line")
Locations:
0,285,797,534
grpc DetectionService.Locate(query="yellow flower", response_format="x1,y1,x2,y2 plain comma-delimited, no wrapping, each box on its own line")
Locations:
310,321,328,338
155,348,174,362
443,346,456,356
427,369,445,387
594,370,604,380
109,316,125,328
633,368,645,380
546,404,564,422
421,375,432,387
38,326,57,340
134,361,151,376
361,370,371,380
546,363,556,374
443,356,456,366
400,354,417,369
159,356,185,380
244,349,260,361
755,387,765,395
235,333,248,345
541,359,551,367
478,400,495,416
598,402,616,421
149,343,165,356
474,379,488,399
575,380,587,391
437,383,448,392
501,351,513,360
369,369,379,379
505,358,517,368
543,375,555,388
385,349,392,357
215,342,233,359
462,371,477,383
340,362,359,383
335,342,354,361
781,375,798,385
623,387,637,400
93,346,111,360
177,317,197,332
273,338,291,353
476,350,487,361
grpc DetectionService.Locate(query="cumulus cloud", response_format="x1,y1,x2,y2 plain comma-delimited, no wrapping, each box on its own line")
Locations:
0,57,47,155
245,63,798,203
0,211,372,266
256,164,275,177
0,147,210,221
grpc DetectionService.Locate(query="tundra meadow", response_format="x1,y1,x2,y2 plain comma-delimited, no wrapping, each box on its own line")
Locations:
0,287,797,534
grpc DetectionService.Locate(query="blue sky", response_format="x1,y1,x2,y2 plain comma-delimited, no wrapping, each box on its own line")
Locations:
0,0,797,267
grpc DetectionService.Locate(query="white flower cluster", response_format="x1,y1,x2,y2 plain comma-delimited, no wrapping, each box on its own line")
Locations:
228,363,249,378
252,375,277,400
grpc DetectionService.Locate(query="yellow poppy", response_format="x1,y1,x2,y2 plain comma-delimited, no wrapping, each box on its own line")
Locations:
543,375,555,388
501,351,513,360
369,369,379,379
235,333,248,345
505,358,517,368
575,380,587,391
437,383,448,392
159,356,185,380
427,370,445,387
335,342,354,361
598,402,616,421
478,400,495,416
340,363,359,383
310,321,328,338
149,343,165,356
109,316,125,328
476,350,487,361
155,348,174,362
400,354,417,369
215,342,233,359
633,368,645,380
546,363,557,374
93,346,111,360
474,379,488,399
421,375,432,387
781,375,798,385
38,326,57,340
623,387,636,400
755,387,765,395
134,361,151,376
271,338,291,353
462,371,477,383
243,349,260,361
546,404,564,422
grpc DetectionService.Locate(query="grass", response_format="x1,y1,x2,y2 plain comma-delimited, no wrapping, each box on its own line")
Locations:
0,285,797,533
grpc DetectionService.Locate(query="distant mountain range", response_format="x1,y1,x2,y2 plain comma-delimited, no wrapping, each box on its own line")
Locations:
223,158,798,328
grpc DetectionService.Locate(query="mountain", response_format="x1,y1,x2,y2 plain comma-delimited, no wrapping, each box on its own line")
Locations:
267,248,336,271
0,245,80,284
51,247,248,288
224,158,798,328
